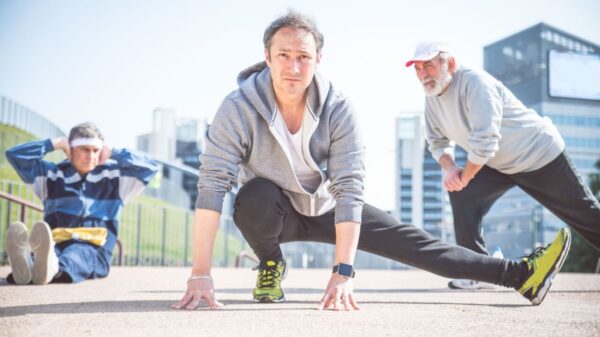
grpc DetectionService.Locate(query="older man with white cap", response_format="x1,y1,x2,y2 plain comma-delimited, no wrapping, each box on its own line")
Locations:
406,42,600,289
5,122,158,285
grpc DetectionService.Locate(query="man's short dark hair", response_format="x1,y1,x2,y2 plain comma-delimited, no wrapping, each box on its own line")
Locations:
263,10,324,54
69,122,104,142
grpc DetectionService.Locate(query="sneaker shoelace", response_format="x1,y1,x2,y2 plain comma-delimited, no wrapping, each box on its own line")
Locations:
253,264,281,288
525,246,546,261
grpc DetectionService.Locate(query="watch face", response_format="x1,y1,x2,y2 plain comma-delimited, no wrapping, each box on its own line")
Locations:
338,263,353,277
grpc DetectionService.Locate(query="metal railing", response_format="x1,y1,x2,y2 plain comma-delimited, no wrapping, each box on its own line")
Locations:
0,190,44,222
0,180,245,268
0,186,125,265
1,180,409,271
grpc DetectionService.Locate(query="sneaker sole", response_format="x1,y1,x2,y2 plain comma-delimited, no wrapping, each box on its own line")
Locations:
448,280,496,290
29,222,57,285
6,222,32,285
253,296,286,303
530,229,572,306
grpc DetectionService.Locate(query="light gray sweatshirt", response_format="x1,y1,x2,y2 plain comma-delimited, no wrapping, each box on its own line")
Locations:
195,62,365,224
425,66,564,174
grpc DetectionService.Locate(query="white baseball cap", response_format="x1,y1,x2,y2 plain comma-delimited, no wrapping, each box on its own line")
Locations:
405,42,452,67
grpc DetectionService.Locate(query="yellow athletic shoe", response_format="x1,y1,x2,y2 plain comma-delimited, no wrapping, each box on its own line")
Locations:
517,228,571,305
252,260,287,303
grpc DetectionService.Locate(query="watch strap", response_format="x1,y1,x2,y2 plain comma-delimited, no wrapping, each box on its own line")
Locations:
332,263,355,278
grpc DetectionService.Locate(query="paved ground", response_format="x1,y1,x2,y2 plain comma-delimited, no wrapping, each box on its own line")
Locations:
0,266,599,337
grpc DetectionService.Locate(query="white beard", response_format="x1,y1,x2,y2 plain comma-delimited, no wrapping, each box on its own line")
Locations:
421,62,453,96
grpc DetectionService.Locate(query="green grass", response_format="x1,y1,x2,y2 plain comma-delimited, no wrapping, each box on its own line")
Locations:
0,124,65,169
0,167,21,183
118,199,245,267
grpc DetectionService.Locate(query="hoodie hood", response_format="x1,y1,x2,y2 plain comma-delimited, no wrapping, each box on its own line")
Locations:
236,61,331,125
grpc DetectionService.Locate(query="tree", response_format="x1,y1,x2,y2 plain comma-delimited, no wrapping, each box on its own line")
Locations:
562,158,600,273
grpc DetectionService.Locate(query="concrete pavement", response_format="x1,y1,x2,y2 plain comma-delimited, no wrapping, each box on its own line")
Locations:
1,266,599,337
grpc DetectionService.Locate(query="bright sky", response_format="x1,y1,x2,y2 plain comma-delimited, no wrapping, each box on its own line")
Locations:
1,0,599,210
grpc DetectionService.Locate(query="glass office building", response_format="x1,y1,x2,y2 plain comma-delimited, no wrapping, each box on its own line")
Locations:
482,23,600,257
395,114,466,241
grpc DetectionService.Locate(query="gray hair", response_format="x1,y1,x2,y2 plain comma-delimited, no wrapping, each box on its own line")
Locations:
263,10,324,54
68,122,104,142
437,52,457,67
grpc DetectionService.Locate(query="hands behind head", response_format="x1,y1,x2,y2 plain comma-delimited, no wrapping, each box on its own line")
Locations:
52,137,71,159
98,144,112,165
52,137,111,165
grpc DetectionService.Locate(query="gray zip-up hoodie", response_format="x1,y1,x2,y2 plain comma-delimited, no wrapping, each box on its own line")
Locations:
195,62,365,224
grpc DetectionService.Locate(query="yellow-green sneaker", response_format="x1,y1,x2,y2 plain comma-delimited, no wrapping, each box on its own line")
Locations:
252,260,287,303
517,228,571,306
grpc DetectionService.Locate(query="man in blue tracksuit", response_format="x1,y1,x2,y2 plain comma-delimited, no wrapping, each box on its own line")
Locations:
5,122,158,284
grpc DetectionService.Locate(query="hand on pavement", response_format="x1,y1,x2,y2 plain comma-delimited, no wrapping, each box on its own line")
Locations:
317,274,359,311
172,277,223,310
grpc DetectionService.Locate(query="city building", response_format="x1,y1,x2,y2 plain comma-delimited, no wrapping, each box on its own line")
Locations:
137,109,208,209
482,22,600,257
137,108,177,162
395,113,466,241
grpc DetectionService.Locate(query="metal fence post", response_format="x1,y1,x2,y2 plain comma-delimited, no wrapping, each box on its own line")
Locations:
184,212,190,266
0,184,9,247
6,184,13,230
135,204,142,266
161,208,167,266
223,219,229,267
20,204,26,223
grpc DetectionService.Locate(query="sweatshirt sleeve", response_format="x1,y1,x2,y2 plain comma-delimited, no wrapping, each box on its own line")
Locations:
110,148,159,203
5,139,55,200
424,101,455,162
195,97,248,213
326,97,365,224
463,73,502,165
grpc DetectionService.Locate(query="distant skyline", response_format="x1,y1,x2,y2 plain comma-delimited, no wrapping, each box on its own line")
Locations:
1,0,599,210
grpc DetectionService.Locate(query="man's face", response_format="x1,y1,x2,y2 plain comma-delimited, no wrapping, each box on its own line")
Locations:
70,145,101,175
414,56,453,96
265,27,321,98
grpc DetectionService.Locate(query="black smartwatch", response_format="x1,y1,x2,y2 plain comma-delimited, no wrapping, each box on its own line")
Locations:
332,263,355,278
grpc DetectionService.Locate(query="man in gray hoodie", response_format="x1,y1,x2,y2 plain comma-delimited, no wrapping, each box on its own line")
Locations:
406,42,599,290
172,11,571,311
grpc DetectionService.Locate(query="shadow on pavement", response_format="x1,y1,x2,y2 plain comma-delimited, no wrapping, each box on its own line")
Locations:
0,297,533,317
134,287,599,294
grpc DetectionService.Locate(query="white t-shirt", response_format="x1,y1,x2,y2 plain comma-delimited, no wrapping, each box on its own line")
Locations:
276,108,322,194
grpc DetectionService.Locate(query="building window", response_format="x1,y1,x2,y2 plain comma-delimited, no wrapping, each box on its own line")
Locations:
515,50,523,60
564,137,600,149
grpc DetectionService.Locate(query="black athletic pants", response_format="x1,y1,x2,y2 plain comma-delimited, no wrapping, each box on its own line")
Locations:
449,152,600,255
233,178,523,287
